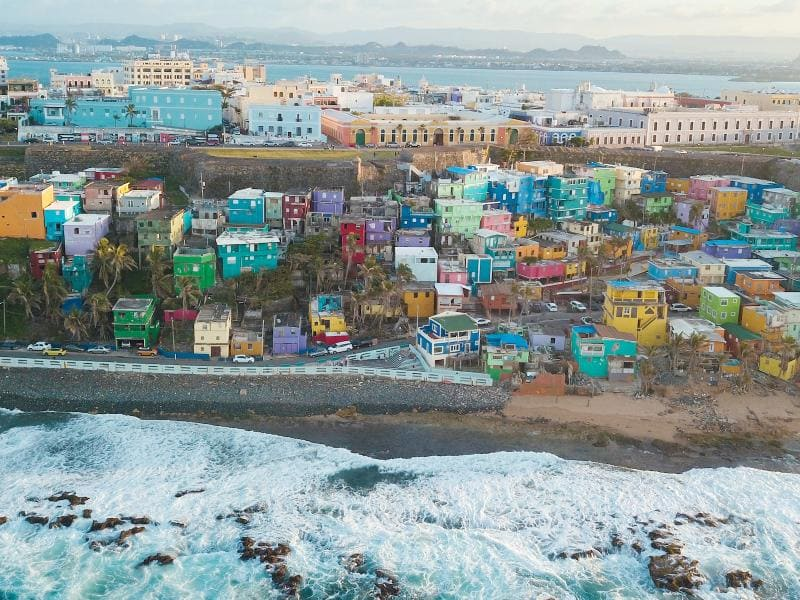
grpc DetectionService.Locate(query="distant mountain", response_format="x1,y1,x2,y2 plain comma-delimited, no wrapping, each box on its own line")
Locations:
0,33,59,49
524,45,626,60
97,34,216,50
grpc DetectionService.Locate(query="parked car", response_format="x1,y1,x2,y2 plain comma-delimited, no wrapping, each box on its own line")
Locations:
530,302,543,313
406,142,421,148
386,142,401,149
544,302,559,312
87,345,111,354
351,338,375,349
308,346,329,358
0,340,20,350
64,344,85,352
27,341,52,351
232,355,255,364
474,317,492,327
137,347,158,357
670,303,692,312
43,347,67,356
296,141,313,148
580,316,595,325
327,341,354,354
569,300,588,312
96,139,113,145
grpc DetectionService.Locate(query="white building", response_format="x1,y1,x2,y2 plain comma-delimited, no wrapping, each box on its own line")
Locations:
0,56,8,86
118,189,161,215
248,104,324,141
614,166,648,203
679,250,726,284
546,81,676,112
395,246,438,282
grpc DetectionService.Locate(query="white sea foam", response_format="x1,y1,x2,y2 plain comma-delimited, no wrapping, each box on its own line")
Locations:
0,411,798,599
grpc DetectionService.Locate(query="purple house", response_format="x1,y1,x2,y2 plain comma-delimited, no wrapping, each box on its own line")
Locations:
312,188,344,215
63,213,111,256
674,196,709,231
272,313,307,355
395,229,431,247
772,219,800,235
701,239,752,259
366,217,396,243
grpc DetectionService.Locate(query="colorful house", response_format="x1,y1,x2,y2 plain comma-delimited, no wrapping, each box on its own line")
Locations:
514,238,539,263
547,175,588,222
416,312,480,368
679,251,725,285
759,353,797,381
112,296,160,349
602,281,668,347
773,292,800,341
434,197,484,239
271,313,306,356
724,221,797,251
483,333,530,381
193,303,232,358
636,192,673,216
667,178,690,194
63,213,110,256
709,187,748,220
395,229,431,247
402,284,436,320
44,199,81,242
585,205,618,223
741,303,787,343
227,188,266,225
216,226,280,279
479,282,516,315
689,176,730,201
747,202,791,227
438,260,469,285
435,282,466,313
462,253,493,285
480,209,513,237
726,175,782,205
699,286,741,325
83,180,130,213
517,259,565,282
734,271,786,300
702,239,752,259
30,244,62,279
62,255,93,295
647,258,698,281
512,215,528,238
173,246,217,292
674,197,709,231
0,183,54,239
282,189,311,232
309,294,347,337
263,192,284,226
571,324,637,380
667,225,708,251
117,189,161,216
640,170,667,194
721,258,773,285
311,188,345,215
136,209,185,252
399,201,436,230
669,318,727,353
231,329,265,358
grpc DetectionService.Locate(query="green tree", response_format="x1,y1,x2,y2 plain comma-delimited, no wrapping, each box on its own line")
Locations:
63,309,89,341
8,275,40,320
41,263,68,322
146,246,173,300
95,238,136,296
125,103,137,127
343,233,359,285
86,292,112,338
175,276,202,311
64,95,77,126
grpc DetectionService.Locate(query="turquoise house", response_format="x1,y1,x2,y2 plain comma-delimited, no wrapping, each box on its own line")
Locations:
216,227,280,279
44,198,82,242
725,221,798,251
227,188,266,225
571,324,638,380
747,202,790,227
547,175,588,222
463,253,493,285
62,255,93,295
444,167,489,201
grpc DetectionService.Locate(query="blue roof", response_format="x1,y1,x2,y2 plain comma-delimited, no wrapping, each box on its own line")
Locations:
704,239,750,246
485,333,528,349
671,225,701,235
447,166,477,176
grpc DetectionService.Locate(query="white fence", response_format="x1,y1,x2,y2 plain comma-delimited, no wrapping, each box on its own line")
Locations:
0,356,493,387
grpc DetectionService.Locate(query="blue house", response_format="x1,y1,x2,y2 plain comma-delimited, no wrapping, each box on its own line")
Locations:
227,188,266,225
517,175,548,217
44,198,82,242
216,227,280,279
462,253,493,285
62,255,93,295
586,205,618,223
726,176,782,205
640,171,668,194
446,167,489,201
400,203,436,230
416,312,480,368
647,258,698,281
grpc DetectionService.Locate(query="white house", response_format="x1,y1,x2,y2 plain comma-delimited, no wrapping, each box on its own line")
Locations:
248,104,324,141
117,189,161,215
395,246,438,282
434,282,466,312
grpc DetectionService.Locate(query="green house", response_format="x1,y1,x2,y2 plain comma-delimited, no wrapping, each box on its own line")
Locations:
637,192,674,216
136,209,186,252
434,198,483,239
173,247,217,292
113,296,160,348
483,332,529,381
571,323,638,380
699,286,741,325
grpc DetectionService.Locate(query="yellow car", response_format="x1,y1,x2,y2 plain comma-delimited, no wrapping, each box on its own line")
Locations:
43,347,67,356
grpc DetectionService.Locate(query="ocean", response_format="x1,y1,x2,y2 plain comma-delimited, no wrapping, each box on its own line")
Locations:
0,408,798,598
8,58,800,97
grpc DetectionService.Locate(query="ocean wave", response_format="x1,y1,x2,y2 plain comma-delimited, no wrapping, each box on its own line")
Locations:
0,412,797,599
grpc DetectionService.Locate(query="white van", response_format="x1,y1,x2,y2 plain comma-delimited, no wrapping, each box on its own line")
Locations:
327,341,354,354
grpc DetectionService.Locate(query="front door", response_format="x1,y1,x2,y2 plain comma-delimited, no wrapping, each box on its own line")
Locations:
433,129,444,146
355,129,366,146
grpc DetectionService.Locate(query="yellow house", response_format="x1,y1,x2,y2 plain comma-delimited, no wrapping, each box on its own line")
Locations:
563,258,586,279
309,294,347,336
356,297,403,319
759,354,798,381
639,226,661,251
0,183,54,239
512,215,528,238
537,240,566,260
193,304,232,358
665,278,702,308
709,187,748,220
402,285,436,319
666,178,690,193
603,281,668,347
514,238,539,262
230,329,264,357
740,304,786,344
602,236,633,261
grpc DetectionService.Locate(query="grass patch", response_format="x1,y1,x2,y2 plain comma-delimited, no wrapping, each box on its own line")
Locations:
678,145,800,158
200,148,397,161
165,175,188,207
0,238,54,265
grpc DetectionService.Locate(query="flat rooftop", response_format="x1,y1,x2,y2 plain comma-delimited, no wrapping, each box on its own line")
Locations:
113,297,153,311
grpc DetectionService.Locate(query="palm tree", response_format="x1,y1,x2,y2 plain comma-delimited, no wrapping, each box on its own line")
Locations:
357,255,384,293
343,233,359,284
64,94,77,126
175,277,201,311
41,263,68,322
738,342,758,392
686,332,708,379
665,333,687,374
86,292,112,338
63,309,89,341
637,346,658,396
688,203,704,228
125,103,137,127
112,113,121,128
146,246,173,300
95,239,136,296
8,275,40,320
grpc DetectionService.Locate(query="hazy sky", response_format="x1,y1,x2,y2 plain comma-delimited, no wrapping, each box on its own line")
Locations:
7,0,800,36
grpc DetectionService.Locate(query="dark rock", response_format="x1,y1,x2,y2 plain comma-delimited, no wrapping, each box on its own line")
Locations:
610,534,624,548
169,521,186,528
174,488,205,498
82,509,93,519
270,563,288,582
47,492,89,507
375,569,400,599
49,514,77,528
240,537,255,549
0,516,7,526
117,526,146,544
651,539,684,555
140,553,175,567
25,514,48,526
725,569,754,589
89,517,123,532
648,555,705,592
235,515,250,525
345,552,365,573
283,574,303,596
123,516,151,525
89,540,109,552
570,549,601,560
631,542,643,553
242,502,268,514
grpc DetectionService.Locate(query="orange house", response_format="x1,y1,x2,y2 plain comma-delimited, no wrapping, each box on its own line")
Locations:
709,187,748,220
0,184,54,239
514,238,539,262
735,271,786,300
666,178,690,193
536,239,567,260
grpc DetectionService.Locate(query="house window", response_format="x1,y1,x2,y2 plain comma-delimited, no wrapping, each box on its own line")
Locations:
449,343,460,353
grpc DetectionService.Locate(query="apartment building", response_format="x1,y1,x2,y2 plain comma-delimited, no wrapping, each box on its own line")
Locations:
123,57,193,86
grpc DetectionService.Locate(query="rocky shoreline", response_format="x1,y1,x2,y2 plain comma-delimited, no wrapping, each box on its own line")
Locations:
0,367,509,418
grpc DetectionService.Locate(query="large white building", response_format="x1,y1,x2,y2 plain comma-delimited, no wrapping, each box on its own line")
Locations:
546,81,676,112
720,89,800,111
247,104,324,141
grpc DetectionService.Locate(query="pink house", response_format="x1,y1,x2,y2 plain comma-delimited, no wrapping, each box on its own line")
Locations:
517,260,565,281
480,209,513,237
689,176,730,201
438,259,469,284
